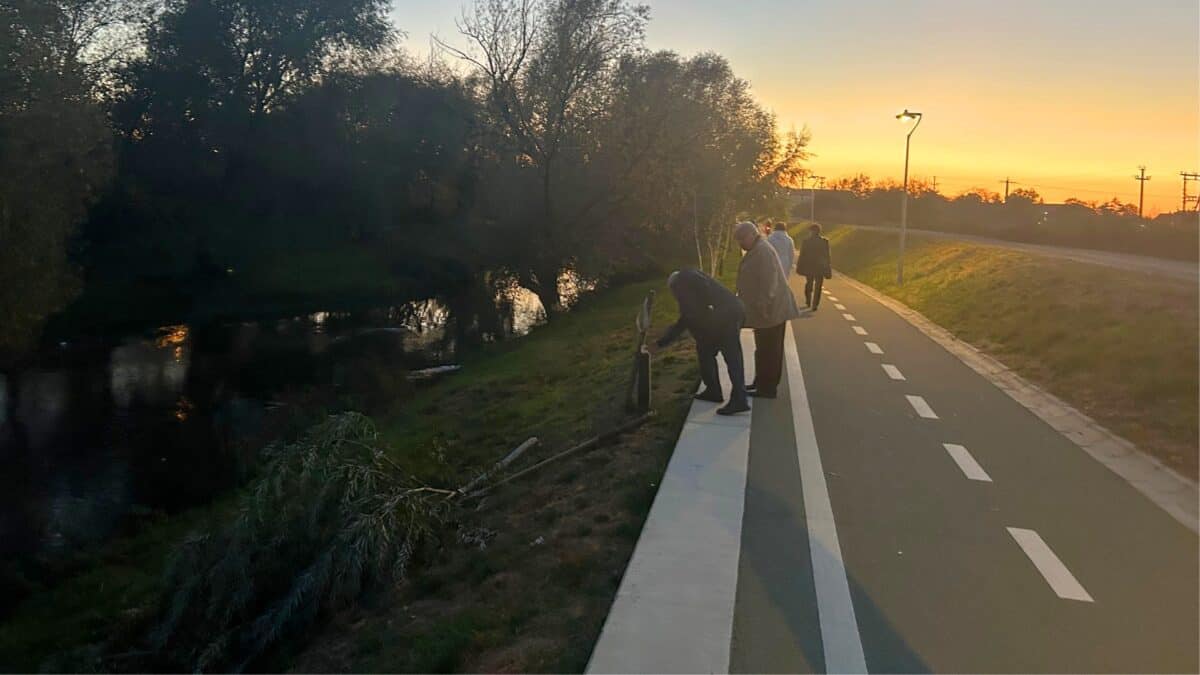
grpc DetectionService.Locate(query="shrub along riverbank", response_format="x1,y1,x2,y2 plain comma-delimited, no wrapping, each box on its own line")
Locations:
822,225,1198,479
0,266,725,672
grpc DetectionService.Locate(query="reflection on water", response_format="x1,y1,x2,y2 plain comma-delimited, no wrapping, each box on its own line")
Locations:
0,272,596,561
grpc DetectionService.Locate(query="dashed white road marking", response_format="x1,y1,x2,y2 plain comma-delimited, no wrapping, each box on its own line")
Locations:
783,323,868,673
835,303,847,310
864,342,884,355
852,326,868,336
1007,528,1094,602
842,313,857,321
882,364,906,380
905,394,938,418
943,443,992,482
828,296,839,301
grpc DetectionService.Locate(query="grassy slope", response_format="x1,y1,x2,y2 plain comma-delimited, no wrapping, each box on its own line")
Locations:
288,270,730,673
2,264,724,671
824,225,1198,479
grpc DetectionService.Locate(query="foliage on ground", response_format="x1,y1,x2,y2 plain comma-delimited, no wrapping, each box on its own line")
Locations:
147,412,454,672
826,225,1198,479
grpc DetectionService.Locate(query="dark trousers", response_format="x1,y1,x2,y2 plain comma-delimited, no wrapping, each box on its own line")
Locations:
804,275,824,308
695,307,747,404
752,322,787,396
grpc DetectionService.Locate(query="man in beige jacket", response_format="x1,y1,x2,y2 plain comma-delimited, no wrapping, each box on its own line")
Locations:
734,221,800,398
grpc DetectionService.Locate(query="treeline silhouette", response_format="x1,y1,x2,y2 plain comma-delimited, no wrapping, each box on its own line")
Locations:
1,0,806,361
812,175,1198,261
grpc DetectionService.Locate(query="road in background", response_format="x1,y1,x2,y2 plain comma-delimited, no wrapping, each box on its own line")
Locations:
843,224,1199,284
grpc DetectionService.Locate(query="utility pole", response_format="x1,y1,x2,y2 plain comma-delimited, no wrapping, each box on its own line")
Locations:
1180,171,1200,212
931,176,938,193
999,177,1017,203
810,175,825,223
1133,166,1151,218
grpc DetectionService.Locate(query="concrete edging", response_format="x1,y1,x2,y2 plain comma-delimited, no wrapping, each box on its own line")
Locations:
834,271,1199,534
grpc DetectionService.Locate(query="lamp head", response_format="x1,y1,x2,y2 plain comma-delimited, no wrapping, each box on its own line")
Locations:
896,109,923,121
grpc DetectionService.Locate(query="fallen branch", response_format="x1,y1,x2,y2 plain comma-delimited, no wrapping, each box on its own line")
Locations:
465,412,655,499
456,436,539,496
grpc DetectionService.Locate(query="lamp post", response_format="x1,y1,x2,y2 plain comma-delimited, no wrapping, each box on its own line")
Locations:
896,109,922,285
809,175,824,223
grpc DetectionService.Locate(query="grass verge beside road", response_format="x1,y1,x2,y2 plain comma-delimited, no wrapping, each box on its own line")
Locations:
823,225,1198,480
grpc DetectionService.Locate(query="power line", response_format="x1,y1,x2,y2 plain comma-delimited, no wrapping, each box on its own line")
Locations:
1133,166,1151,218
1181,172,1200,212
999,176,1019,202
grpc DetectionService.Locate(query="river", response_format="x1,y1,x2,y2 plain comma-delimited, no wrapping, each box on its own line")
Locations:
0,273,594,564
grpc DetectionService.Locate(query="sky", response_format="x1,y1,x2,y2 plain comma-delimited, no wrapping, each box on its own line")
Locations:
393,0,1199,215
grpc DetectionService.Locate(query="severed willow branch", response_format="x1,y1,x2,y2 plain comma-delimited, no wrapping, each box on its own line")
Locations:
146,412,458,673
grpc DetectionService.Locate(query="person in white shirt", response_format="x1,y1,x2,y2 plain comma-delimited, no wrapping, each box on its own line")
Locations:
766,221,796,277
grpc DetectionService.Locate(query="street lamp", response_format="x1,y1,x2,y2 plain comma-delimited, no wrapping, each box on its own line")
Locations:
896,109,922,285
810,175,824,223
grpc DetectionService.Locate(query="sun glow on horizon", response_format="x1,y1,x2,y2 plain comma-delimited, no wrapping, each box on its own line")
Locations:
397,0,1199,215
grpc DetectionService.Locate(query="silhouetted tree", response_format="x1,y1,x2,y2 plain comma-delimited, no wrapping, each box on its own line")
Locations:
0,0,113,359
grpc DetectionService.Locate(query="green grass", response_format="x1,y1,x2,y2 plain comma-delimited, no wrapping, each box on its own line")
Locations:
825,225,1199,479
0,501,235,672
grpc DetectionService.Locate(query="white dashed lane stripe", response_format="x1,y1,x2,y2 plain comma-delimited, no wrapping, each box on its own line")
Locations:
864,342,884,355
842,313,857,321
852,326,868,336
943,443,992,482
905,395,938,419
835,303,847,310
882,364,905,380
1007,528,1094,602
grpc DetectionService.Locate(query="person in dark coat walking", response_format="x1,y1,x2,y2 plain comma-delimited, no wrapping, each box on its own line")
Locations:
654,268,750,415
797,223,832,310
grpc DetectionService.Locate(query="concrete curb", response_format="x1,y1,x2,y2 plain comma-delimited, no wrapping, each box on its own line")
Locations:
834,271,1199,534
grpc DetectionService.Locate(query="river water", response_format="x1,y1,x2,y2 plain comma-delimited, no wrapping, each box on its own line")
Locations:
0,274,593,562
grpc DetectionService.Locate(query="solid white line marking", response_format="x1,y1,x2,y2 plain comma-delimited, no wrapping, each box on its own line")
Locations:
1007,528,1094,602
784,323,868,673
835,303,847,310
882,364,906,380
586,332,754,673
852,326,868,336
943,443,992,481
864,341,884,354
906,394,938,418
842,313,856,321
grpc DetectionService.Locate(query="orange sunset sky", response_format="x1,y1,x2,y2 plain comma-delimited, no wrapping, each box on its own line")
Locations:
396,0,1198,215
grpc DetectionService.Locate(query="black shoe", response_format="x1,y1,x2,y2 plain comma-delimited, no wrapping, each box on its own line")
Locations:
750,389,777,399
717,400,750,415
746,382,757,392
694,388,724,403
811,305,819,311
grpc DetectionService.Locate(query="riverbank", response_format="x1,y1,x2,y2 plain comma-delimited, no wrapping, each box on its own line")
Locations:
0,267,714,671
821,225,1198,479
